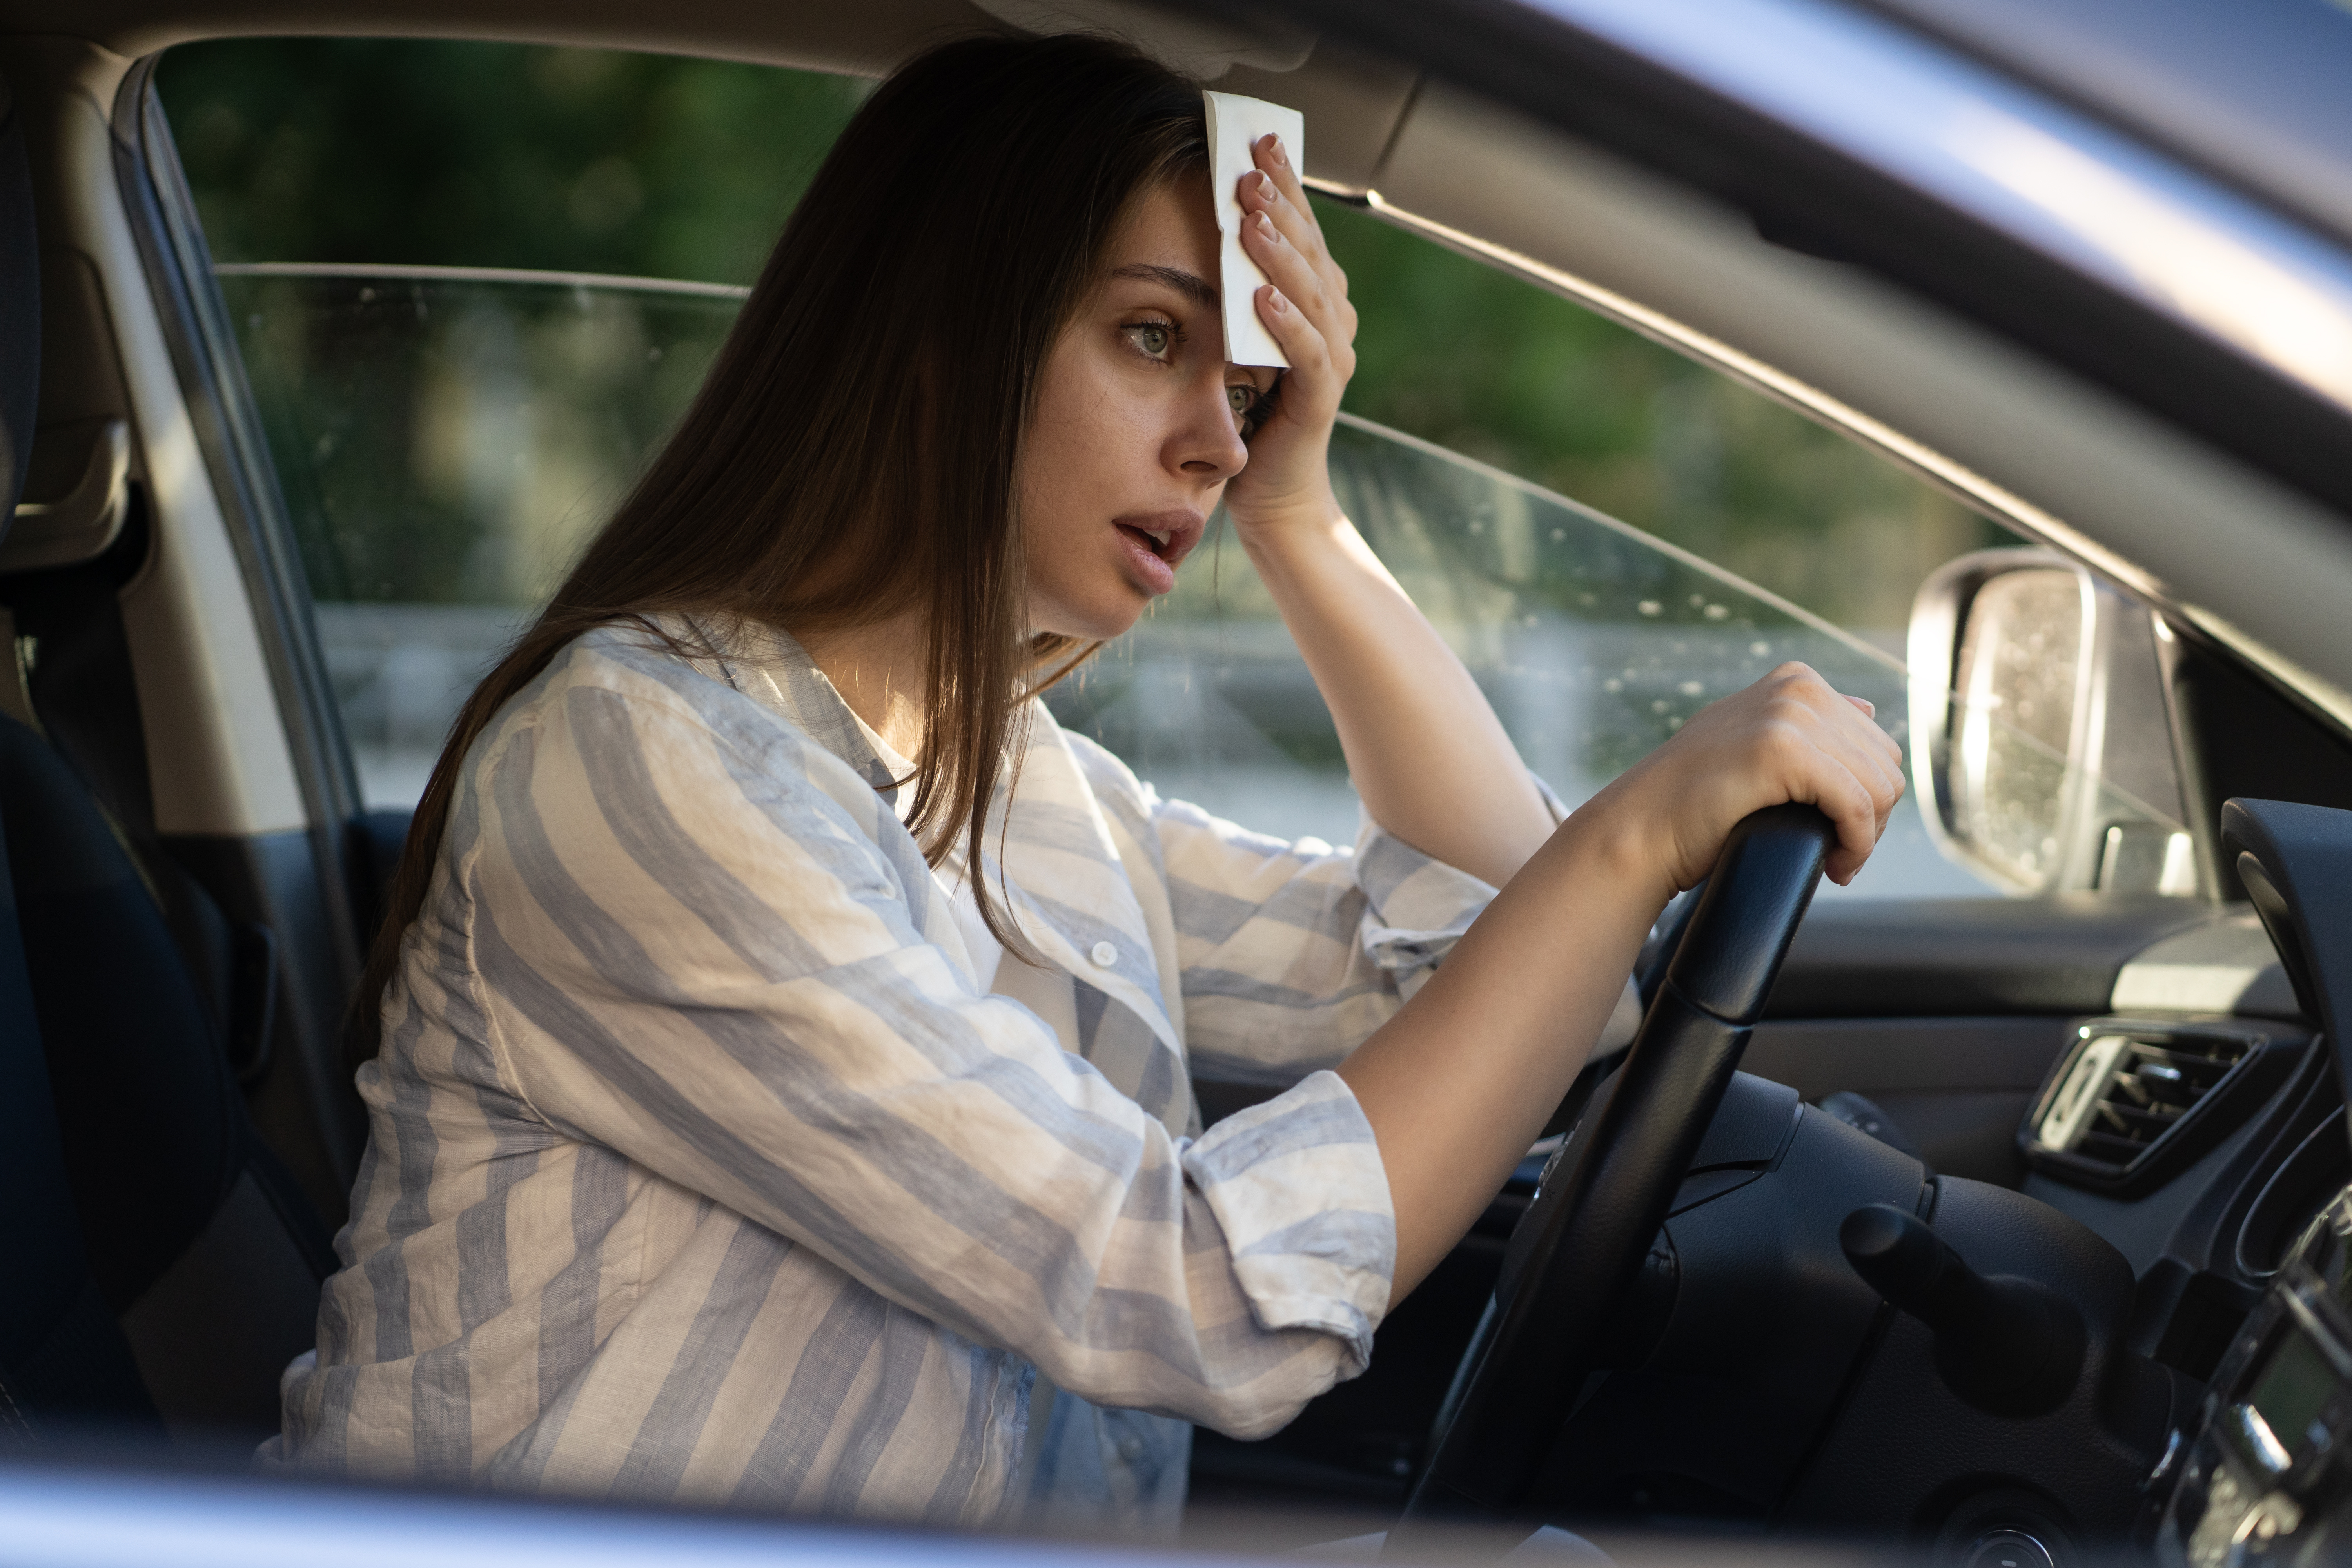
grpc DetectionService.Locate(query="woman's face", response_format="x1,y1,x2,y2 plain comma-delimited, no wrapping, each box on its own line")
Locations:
1019,174,1276,642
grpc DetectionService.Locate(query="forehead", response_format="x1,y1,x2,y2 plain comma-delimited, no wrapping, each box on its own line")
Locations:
1105,172,1220,283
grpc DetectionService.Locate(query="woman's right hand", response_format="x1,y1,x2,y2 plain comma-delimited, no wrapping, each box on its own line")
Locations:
1593,661,1907,895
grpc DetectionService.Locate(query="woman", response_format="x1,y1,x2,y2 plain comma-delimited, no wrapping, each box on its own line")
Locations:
274,31,1903,1537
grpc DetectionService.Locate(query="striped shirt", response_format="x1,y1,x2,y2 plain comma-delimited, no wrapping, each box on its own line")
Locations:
272,617,1527,1528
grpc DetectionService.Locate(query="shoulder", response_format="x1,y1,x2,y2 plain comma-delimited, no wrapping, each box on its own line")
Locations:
463,622,894,837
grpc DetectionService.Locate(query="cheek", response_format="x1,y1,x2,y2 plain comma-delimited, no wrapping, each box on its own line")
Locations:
1023,358,1151,529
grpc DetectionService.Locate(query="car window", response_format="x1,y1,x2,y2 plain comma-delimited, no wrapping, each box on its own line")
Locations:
162,39,2182,900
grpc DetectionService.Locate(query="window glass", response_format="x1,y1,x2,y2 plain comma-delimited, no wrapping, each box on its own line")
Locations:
166,40,2085,898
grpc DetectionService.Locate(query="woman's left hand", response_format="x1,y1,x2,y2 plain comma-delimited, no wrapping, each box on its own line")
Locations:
1228,132,1358,534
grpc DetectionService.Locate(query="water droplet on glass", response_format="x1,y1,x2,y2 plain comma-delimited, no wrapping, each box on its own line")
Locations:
1637,600,1662,618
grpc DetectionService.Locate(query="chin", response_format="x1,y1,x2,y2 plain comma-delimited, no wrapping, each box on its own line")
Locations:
1059,607,1147,642
1033,587,1152,644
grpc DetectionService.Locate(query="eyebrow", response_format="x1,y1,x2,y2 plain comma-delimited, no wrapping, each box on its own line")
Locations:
1112,262,1217,308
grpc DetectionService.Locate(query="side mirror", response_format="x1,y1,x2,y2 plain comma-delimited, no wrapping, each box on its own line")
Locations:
1908,548,2197,897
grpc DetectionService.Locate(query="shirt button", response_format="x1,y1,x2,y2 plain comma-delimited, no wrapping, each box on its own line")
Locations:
1090,941,1118,968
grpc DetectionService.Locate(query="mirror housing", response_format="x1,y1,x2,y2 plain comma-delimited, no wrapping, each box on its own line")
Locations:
1909,548,2196,897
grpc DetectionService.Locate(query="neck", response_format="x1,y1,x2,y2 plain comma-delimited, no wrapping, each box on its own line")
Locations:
799,611,931,761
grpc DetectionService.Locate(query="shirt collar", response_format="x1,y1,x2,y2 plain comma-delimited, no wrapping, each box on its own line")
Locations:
703,617,1178,1047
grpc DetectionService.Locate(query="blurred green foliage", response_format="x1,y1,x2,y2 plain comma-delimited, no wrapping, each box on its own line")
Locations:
161,39,864,283
160,37,2008,631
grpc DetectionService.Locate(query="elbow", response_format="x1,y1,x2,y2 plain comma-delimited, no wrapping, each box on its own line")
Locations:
1181,1332,1369,1441
1194,1393,1309,1443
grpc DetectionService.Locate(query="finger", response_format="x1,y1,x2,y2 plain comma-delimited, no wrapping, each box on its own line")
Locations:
1240,162,1353,346
1249,149,1352,331
1829,706,1900,804
1245,219,1352,383
1242,210,1331,323
1254,285,1336,410
1810,762,1881,885
1805,679,1903,815
1241,170,1343,309
1788,706,1894,875
1251,135,1323,257
1824,715,1902,838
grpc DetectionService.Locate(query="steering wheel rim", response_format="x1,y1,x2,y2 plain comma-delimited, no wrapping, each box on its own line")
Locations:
1390,803,1837,1550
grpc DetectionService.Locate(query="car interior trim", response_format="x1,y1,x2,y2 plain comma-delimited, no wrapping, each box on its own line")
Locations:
2111,912,2301,1020
1849,0,2352,254
115,57,363,838
0,36,307,838
1519,0,2352,419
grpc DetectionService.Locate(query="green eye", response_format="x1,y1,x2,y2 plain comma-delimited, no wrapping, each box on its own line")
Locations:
1227,384,1257,416
1134,323,1171,356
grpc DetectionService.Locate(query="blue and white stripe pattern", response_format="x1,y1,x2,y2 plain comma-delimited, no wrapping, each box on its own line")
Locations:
274,619,1521,1526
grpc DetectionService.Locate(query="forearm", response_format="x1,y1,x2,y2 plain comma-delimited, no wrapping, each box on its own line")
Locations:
1241,507,1554,887
1336,784,1673,1298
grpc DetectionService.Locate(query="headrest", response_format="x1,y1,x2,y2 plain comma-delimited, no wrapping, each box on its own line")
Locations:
0,71,39,545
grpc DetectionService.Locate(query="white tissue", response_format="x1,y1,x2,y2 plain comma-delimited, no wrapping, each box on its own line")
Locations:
1203,89,1304,370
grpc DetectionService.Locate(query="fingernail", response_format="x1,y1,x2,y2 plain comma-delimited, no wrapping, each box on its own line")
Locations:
1254,170,1277,203
1267,288,1287,314
1253,211,1275,238
1269,135,1288,167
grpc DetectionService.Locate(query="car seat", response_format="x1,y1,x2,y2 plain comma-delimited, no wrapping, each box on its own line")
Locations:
0,65,334,1450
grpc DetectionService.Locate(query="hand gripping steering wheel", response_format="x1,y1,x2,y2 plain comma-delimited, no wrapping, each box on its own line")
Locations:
1389,804,1837,1552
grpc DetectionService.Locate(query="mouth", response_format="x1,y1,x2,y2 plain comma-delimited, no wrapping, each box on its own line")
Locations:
1112,510,1205,574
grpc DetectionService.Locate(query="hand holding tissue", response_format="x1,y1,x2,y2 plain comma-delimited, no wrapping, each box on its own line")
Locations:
1204,90,1304,370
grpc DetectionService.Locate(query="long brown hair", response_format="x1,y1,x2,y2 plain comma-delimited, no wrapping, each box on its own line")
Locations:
350,33,1212,1059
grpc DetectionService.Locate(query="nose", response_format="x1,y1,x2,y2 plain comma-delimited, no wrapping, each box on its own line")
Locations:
1170,368,1250,484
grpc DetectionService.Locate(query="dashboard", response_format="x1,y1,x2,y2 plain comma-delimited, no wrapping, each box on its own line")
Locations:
1992,857,2352,1561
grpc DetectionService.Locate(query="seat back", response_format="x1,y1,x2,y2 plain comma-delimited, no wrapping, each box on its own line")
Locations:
0,63,159,1446
0,63,333,1448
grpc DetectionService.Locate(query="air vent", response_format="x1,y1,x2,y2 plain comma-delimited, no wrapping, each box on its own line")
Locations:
2024,1021,2288,1192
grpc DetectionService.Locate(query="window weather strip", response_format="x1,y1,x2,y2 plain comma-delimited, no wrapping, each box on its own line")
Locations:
212,261,751,300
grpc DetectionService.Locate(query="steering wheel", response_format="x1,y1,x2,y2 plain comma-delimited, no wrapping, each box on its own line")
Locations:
1389,803,1837,1552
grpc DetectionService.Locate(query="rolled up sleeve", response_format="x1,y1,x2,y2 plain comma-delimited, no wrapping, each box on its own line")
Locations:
1160,777,1569,1082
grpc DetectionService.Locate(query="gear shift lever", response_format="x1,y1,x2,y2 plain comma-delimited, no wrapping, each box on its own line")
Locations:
1841,1204,2086,1418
